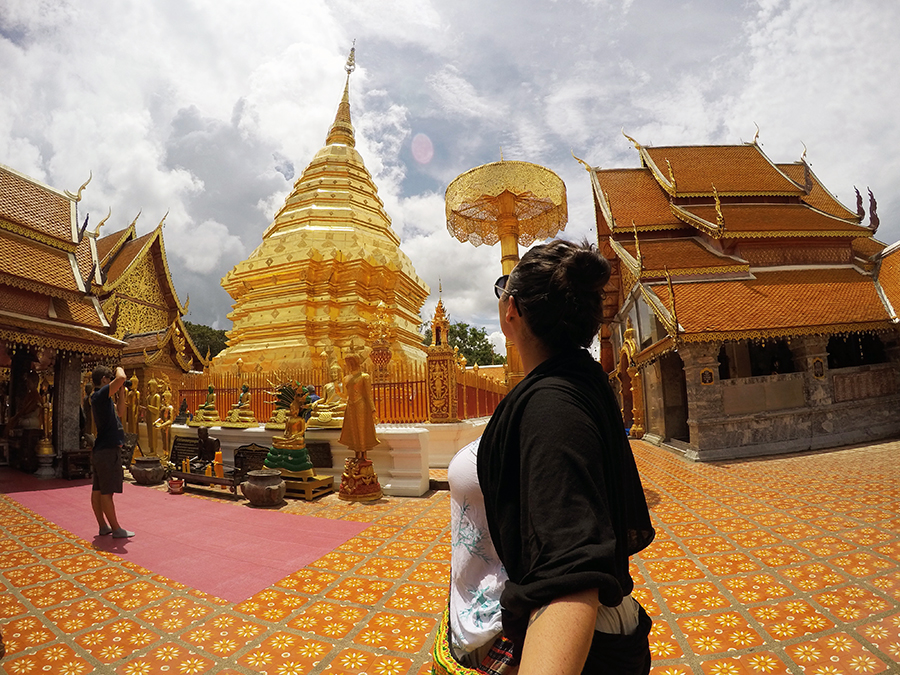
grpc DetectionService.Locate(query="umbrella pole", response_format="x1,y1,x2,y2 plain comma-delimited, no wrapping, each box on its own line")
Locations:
498,207,524,387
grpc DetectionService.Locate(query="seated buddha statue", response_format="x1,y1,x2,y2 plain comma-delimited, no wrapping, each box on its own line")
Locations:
273,396,307,450
191,385,220,425
308,364,347,428
223,384,257,427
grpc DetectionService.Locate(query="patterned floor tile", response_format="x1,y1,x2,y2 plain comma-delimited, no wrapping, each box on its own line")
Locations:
698,652,791,674
645,559,706,583
180,613,267,656
669,523,716,538
326,576,392,604
872,570,900,601
780,563,847,591
385,584,446,613
660,582,732,614
44,597,118,633
829,552,894,577
337,535,385,554
74,565,137,590
76,618,159,662
647,618,685,660
810,515,860,532
408,560,449,583
677,612,764,654
137,595,213,630
19,532,66,549
234,588,308,622
311,551,366,572
380,541,430,559
51,553,105,575
275,568,340,594
102,580,171,610
752,545,810,567
289,601,366,639
815,585,893,621
723,574,793,604
20,579,85,607
847,508,895,523
34,542,86,560
751,599,835,640
2,643,92,675
238,631,333,672
0,615,56,654
727,530,782,548
841,526,895,546
427,544,452,562
699,552,760,576
0,594,28,619
642,540,690,560
0,551,40,569
353,612,436,653
357,556,413,579
786,633,888,674
4,563,60,587
116,643,214,674
319,648,413,675
396,527,442,543
858,613,900,665
651,666,696,675
796,535,856,557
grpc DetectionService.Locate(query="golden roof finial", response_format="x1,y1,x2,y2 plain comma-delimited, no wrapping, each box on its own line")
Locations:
800,141,808,161
665,266,678,337
94,207,112,236
753,122,760,144
438,278,442,294
571,150,594,173
712,185,725,228
129,209,142,228
156,210,169,230
622,129,641,149
665,158,676,190
326,42,357,147
345,40,356,75
632,220,643,274
65,171,92,202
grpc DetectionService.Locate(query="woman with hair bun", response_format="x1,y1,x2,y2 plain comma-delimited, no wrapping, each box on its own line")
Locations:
441,239,655,675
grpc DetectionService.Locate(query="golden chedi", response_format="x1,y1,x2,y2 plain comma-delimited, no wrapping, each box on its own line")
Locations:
214,48,429,372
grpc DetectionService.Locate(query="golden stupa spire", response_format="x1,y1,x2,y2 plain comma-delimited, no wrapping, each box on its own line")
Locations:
326,42,356,148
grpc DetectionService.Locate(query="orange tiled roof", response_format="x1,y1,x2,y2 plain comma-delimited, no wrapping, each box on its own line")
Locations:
651,268,890,337
96,226,133,266
104,231,154,282
851,236,886,259
0,285,53,319
54,297,105,328
0,164,74,244
0,308,123,355
777,163,859,221
643,145,804,196
594,168,684,229
876,245,900,320
618,238,748,275
675,203,872,237
0,230,81,294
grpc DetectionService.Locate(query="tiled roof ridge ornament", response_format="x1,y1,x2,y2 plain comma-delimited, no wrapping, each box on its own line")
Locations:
156,211,169,230
666,158,676,191
800,143,813,195
753,122,760,145
712,185,725,232
868,188,880,233
94,207,112,236
855,187,865,221
64,171,91,202
665,266,679,339
632,220,643,274
571,150,594,173
622,128,641,150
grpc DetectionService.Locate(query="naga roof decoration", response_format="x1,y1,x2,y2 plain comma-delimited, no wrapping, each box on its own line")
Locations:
777,163,859,222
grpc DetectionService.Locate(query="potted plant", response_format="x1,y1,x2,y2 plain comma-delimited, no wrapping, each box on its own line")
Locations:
164,460,184,494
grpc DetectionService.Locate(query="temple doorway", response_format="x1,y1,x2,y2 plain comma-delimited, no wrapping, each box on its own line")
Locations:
659,351,689,442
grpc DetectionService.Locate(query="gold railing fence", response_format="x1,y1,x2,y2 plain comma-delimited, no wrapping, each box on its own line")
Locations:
175,362,503,424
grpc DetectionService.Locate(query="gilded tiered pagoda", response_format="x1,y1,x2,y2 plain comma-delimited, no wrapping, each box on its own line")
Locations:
588,136,900,460
215,52,429,371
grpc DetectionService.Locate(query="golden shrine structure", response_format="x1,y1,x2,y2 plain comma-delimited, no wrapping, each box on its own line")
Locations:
586,135,900,460
214,49,429,372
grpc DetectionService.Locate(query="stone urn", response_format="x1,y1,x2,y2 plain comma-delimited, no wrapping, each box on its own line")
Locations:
241,469,286,507
130,457,165,485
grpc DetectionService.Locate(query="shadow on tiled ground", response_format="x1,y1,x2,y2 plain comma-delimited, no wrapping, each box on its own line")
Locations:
1,438,898,674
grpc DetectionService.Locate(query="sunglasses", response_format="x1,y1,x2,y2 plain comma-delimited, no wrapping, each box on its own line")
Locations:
494,274,511,299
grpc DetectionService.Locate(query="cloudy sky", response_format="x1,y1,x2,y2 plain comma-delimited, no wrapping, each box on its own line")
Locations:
2,0,898,354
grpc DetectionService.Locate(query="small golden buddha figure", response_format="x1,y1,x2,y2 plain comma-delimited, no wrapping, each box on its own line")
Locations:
126,374,141,435
154,390,174,459
273,396,307,450
222,384,258,428
144,379,160,455
189,385,221,426
308,364,347,428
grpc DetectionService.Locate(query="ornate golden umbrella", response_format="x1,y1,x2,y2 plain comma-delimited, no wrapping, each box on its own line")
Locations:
445,160,568,383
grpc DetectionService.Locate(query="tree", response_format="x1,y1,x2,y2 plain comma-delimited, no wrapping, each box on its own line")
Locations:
421,321,506,366
183,321,228,360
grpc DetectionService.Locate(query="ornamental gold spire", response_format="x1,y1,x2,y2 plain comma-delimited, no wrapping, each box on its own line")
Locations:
326,43,356,148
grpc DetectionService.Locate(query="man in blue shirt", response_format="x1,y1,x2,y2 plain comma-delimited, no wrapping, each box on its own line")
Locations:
90,365,134,538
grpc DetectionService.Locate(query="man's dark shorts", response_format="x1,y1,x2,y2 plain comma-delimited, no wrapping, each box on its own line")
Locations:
92,446,123,494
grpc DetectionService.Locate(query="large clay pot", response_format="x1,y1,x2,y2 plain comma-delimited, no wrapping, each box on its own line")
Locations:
130,457,165,485
241,469,286,507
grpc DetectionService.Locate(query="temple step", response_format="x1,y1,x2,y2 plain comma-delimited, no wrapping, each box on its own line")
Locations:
283,475,334,501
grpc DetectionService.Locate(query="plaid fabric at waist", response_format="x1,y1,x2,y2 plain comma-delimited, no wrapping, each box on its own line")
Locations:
432,605,517,675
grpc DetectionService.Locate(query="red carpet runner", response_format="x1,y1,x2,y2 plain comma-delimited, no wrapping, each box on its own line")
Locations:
1,470,367,603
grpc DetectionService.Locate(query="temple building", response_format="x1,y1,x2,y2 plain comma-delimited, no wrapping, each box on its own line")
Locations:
0,163,124,472
588,137,900,460
214,52,430,372
91,215,207,383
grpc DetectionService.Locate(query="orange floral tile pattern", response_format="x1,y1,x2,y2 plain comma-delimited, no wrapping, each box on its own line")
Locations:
677,612,764,654
353,612,436,653
320,648,413,675
238,631,332,672
180,613,266,656
75,618,160,663
786,634,888,674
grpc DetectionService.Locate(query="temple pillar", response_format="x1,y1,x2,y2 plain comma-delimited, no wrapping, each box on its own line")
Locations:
48,353,82,477
680,341,722,450
792,335,831,407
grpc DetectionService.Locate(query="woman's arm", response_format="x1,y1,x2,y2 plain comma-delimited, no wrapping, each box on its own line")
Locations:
518,587,598,675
